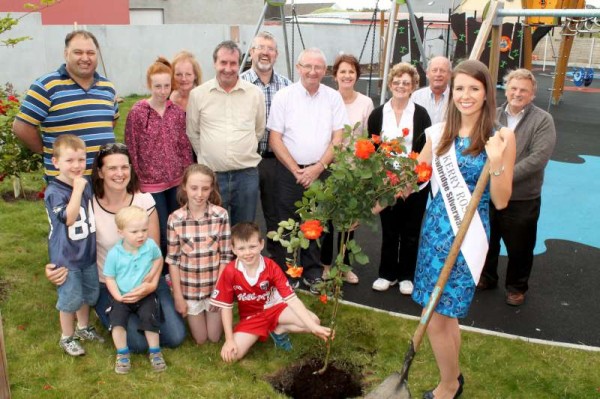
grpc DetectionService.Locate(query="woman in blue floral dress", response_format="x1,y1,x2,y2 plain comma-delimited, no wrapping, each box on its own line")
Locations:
412,60,516,399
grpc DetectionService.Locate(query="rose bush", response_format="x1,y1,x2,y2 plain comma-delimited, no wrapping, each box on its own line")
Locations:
269,124,432,373
0,83,43,197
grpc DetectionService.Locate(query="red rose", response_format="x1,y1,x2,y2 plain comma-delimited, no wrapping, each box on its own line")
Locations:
371,135,381,144
0,173,6,182
320,294,328,304
415,162,433,182
355,138,376,160
0,104,6,115
385,170,400,186
402,127,410,137
300,219,324,240
36,186,46,199
8,95,19,103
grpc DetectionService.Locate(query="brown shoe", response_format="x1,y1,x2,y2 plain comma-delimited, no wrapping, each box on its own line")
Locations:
506,292,525,306
476,277,497,291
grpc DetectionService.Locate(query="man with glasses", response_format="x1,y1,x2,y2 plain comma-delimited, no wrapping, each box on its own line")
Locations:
187,40,266,226
411,56,451,125
267,48,348,293
13,30,118,181
240,31,291,262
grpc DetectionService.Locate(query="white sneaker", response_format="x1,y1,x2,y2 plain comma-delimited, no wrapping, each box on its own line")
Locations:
372,278,398,292
399,280,414,295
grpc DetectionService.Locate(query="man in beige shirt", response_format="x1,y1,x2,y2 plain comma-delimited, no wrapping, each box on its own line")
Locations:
187,40,266,226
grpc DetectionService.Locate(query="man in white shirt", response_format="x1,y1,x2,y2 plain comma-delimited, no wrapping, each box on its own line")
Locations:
187,41,266,226
411,56,451,125
267,48,348,293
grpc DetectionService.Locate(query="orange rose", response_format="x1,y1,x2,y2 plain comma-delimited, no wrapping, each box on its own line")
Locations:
415,162,433,182
379,142,393,157
300,219,324,240
371,134,381,144
408,151,419,160
286,264,304,278
385,170,400,186
355,138,376,160
320,294,328,304
389,139,402,153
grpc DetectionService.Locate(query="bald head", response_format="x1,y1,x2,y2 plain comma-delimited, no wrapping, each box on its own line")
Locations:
427,56,451,94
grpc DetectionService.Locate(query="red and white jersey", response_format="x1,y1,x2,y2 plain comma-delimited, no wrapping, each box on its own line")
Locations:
210,256,296,319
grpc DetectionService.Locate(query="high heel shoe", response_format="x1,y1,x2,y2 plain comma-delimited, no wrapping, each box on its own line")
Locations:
422,374,464,399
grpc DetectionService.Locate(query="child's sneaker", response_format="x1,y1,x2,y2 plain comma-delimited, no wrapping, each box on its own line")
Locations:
115,353,131,374
269,331,292,351
75,326,105,343
59,336,85,356
149,351,167,372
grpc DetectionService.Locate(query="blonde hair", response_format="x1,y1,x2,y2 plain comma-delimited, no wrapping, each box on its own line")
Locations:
172,50,202,87
52,134,86,158
387,62,420,88
115,205,148,230
504,68,537,92
177,164,222,206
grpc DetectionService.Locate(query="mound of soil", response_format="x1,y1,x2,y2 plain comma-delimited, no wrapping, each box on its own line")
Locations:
268,357,363,399
1,190,42,202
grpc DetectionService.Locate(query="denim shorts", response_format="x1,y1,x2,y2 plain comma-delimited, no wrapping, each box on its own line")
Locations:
56,264,100,313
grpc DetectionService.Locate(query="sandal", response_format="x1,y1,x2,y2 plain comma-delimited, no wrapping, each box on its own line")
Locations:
342,271,359,284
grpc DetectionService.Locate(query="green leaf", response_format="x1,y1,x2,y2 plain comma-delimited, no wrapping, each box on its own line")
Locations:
354,252,369,265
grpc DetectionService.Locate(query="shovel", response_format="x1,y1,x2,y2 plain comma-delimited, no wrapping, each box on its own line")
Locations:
365,160,491,399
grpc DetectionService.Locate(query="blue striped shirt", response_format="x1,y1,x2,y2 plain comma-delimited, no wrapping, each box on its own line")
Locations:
240,69,291,154
16,64,119,180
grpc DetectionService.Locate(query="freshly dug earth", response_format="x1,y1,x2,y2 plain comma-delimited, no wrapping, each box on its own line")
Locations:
268,357,363,399
1,189,42,202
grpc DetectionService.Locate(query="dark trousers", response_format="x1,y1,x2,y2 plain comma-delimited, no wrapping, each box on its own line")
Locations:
378,187,429,282
259,157,284,262
274,161,323,280
482,197,541,294
151,186,179,258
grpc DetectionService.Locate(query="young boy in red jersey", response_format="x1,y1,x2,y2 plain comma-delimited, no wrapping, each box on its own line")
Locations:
210,222,331,362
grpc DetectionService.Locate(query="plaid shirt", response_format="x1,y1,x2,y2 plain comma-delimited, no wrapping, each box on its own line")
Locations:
240,68,291,154
166,203,233,301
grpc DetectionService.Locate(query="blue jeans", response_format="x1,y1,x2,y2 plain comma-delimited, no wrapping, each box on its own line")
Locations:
95,276,186,353
216,167,259,227
56,264,99,313
151,187,179,257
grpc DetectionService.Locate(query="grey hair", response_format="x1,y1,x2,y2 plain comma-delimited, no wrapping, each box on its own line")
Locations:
252,31,277,50
296,48,327,66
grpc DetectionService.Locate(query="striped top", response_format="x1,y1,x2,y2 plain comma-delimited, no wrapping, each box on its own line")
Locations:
15,64,119,180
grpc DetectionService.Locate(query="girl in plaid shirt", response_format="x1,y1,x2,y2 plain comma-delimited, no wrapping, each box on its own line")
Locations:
166,164,234,344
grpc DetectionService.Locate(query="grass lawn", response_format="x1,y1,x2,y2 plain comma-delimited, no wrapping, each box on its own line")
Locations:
0,96,599,398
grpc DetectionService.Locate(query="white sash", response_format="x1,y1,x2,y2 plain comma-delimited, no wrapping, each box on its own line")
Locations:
427,123,488,284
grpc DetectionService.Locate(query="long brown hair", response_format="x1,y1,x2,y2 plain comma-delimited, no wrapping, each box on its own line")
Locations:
177,164,222,207
437,59,496,156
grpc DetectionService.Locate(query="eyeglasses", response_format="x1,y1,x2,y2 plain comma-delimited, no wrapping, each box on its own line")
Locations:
253,44,277,53
99,142,128,155
391,80,413,87
298,63,326,73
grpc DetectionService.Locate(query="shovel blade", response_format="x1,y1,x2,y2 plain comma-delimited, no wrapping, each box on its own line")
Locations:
364,373,411,399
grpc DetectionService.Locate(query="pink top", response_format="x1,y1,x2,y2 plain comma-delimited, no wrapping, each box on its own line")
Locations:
93,192,156,282
346,92,374,135
125,99,193,193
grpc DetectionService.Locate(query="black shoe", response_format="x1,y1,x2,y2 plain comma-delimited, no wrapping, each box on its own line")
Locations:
302,277,324,295
423,374,464,399
288,278,300,290
476,277,498,291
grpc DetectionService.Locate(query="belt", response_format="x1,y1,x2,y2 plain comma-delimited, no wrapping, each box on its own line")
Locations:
261,151,276,159
297,163,316,168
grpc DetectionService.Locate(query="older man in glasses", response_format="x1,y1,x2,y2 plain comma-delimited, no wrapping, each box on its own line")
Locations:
267,48,348,294
13,30,118,182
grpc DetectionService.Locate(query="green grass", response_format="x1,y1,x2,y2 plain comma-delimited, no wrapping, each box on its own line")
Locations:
1,96,599,398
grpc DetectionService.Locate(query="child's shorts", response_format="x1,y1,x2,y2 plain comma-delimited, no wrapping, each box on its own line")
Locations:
56,264,99,313
108,293,160,334
186,298,218,316
234,302,288,341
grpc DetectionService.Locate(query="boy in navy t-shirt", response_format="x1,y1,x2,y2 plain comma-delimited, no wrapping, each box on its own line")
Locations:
45,134,103,357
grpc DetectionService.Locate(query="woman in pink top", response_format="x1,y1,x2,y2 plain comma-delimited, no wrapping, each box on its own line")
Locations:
321,54,375,285
125,57,193,256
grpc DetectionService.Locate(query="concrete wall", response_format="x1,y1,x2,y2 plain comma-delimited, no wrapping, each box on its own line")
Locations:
129,0,264,25
0,15,381,96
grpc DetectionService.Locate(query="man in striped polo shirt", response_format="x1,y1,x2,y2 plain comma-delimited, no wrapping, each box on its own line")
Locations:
13,30,119,181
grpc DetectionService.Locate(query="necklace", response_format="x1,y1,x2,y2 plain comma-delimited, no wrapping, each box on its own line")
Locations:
457,136,469,149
